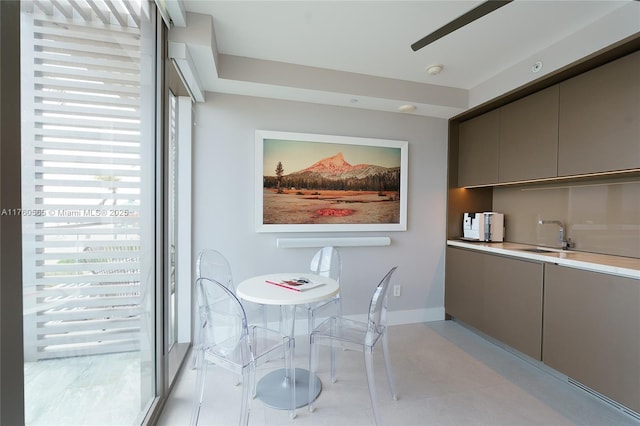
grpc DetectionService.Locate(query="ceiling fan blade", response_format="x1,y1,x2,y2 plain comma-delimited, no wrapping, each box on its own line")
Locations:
411,0,513,51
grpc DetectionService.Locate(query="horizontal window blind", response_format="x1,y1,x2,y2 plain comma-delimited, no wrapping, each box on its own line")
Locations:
21,3,146,360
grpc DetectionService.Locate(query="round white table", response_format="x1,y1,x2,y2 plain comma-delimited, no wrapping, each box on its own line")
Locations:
236,272,339,409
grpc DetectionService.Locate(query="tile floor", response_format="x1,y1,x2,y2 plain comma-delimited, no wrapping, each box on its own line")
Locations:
158,320,638,426
24,351,147,425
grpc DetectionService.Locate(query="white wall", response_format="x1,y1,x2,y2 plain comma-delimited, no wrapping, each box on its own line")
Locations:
469,1,640,108
192,93,448,327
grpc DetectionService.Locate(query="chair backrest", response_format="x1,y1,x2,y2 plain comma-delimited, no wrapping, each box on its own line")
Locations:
195,276,249,361
196,249,234,291
367,266,398,340
309,246,341,282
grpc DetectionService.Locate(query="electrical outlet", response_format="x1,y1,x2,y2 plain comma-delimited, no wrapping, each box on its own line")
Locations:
393,284,401,297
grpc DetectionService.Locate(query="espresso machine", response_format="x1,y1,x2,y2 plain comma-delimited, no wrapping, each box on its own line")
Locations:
462,212,504,242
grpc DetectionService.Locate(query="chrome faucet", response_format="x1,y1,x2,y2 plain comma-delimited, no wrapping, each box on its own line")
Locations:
538,219,569,249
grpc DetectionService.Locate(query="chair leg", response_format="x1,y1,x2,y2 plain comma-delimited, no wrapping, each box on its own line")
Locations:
364,348,382,426
190,348,198,371
329,317,337,383
308,335,319,413
190,327,202,370
330,340,337,383
307,305,314,337
285,336,296,419
248,362,257,400
261,304,268,329
240,366,252,426
190,355,207,426
382,331,398,400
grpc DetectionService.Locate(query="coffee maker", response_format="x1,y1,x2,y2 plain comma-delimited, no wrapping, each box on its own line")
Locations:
462,212,504,242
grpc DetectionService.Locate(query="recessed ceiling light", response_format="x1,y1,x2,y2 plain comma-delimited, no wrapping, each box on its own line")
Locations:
426,64,444,75
398,104,417,113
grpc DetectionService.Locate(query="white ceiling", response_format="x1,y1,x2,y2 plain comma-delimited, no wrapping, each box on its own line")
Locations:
178,0,640,118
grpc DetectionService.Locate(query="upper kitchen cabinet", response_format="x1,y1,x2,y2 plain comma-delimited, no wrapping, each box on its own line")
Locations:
458,109,499,187
498,85,559,182
558,50,640,177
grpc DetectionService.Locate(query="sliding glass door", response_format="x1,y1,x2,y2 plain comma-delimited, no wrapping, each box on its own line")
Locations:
20,1,160,423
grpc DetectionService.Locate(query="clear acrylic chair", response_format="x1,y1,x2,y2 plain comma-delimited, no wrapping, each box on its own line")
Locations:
299,246,341,334
191,277,295,426
196,249,234,290
308,266,398,426
192,249,268,369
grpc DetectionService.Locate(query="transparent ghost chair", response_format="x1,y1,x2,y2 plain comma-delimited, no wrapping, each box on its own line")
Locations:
308,266,398,426
190,277,295,426
298,246,342,334
196,249,234,290
192,249,268,368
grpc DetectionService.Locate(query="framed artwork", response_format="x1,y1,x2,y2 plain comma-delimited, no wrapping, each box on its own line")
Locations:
255,130,408,232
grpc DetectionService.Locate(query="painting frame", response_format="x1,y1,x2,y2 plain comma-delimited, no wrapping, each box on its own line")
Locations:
255,130,408,233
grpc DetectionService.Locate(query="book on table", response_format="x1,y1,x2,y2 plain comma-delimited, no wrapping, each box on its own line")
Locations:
265,277,325,292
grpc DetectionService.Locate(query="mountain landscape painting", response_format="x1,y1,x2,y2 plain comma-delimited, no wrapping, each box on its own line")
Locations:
256,131,407,232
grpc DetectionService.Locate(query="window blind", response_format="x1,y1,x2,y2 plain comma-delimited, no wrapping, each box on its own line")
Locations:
21,2,147,360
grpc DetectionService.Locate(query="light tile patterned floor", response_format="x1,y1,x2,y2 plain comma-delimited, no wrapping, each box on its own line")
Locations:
159,321,638,426
24,351,147,425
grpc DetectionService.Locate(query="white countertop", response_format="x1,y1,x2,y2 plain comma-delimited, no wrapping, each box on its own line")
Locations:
447,240,640,280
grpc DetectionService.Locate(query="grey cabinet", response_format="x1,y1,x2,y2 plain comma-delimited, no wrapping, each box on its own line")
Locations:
455,51,639,187
498,85,559,182
483,254,543,360
558,50,640,176
457,110,499,187
445,247,484,326
458,85,560,186
445,247,544,360
543,264,640,413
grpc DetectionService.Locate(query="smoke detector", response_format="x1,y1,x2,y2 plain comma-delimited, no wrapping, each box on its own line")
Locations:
398,104,417,113
426,64,444,75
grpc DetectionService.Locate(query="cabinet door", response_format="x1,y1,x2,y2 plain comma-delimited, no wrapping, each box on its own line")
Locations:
445,247,484,328
458,110,499,187
499,85,559,182
558,50,640,176
446,247,544,361
483,255,543,360
543,264,640,413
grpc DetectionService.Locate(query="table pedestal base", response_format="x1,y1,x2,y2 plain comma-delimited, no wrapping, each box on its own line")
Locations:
256,368,321,409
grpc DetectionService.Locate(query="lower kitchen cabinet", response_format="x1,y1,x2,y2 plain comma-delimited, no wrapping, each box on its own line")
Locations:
445,247,484,327
543,264,640,413
445,247,543,360
483,254,543,360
